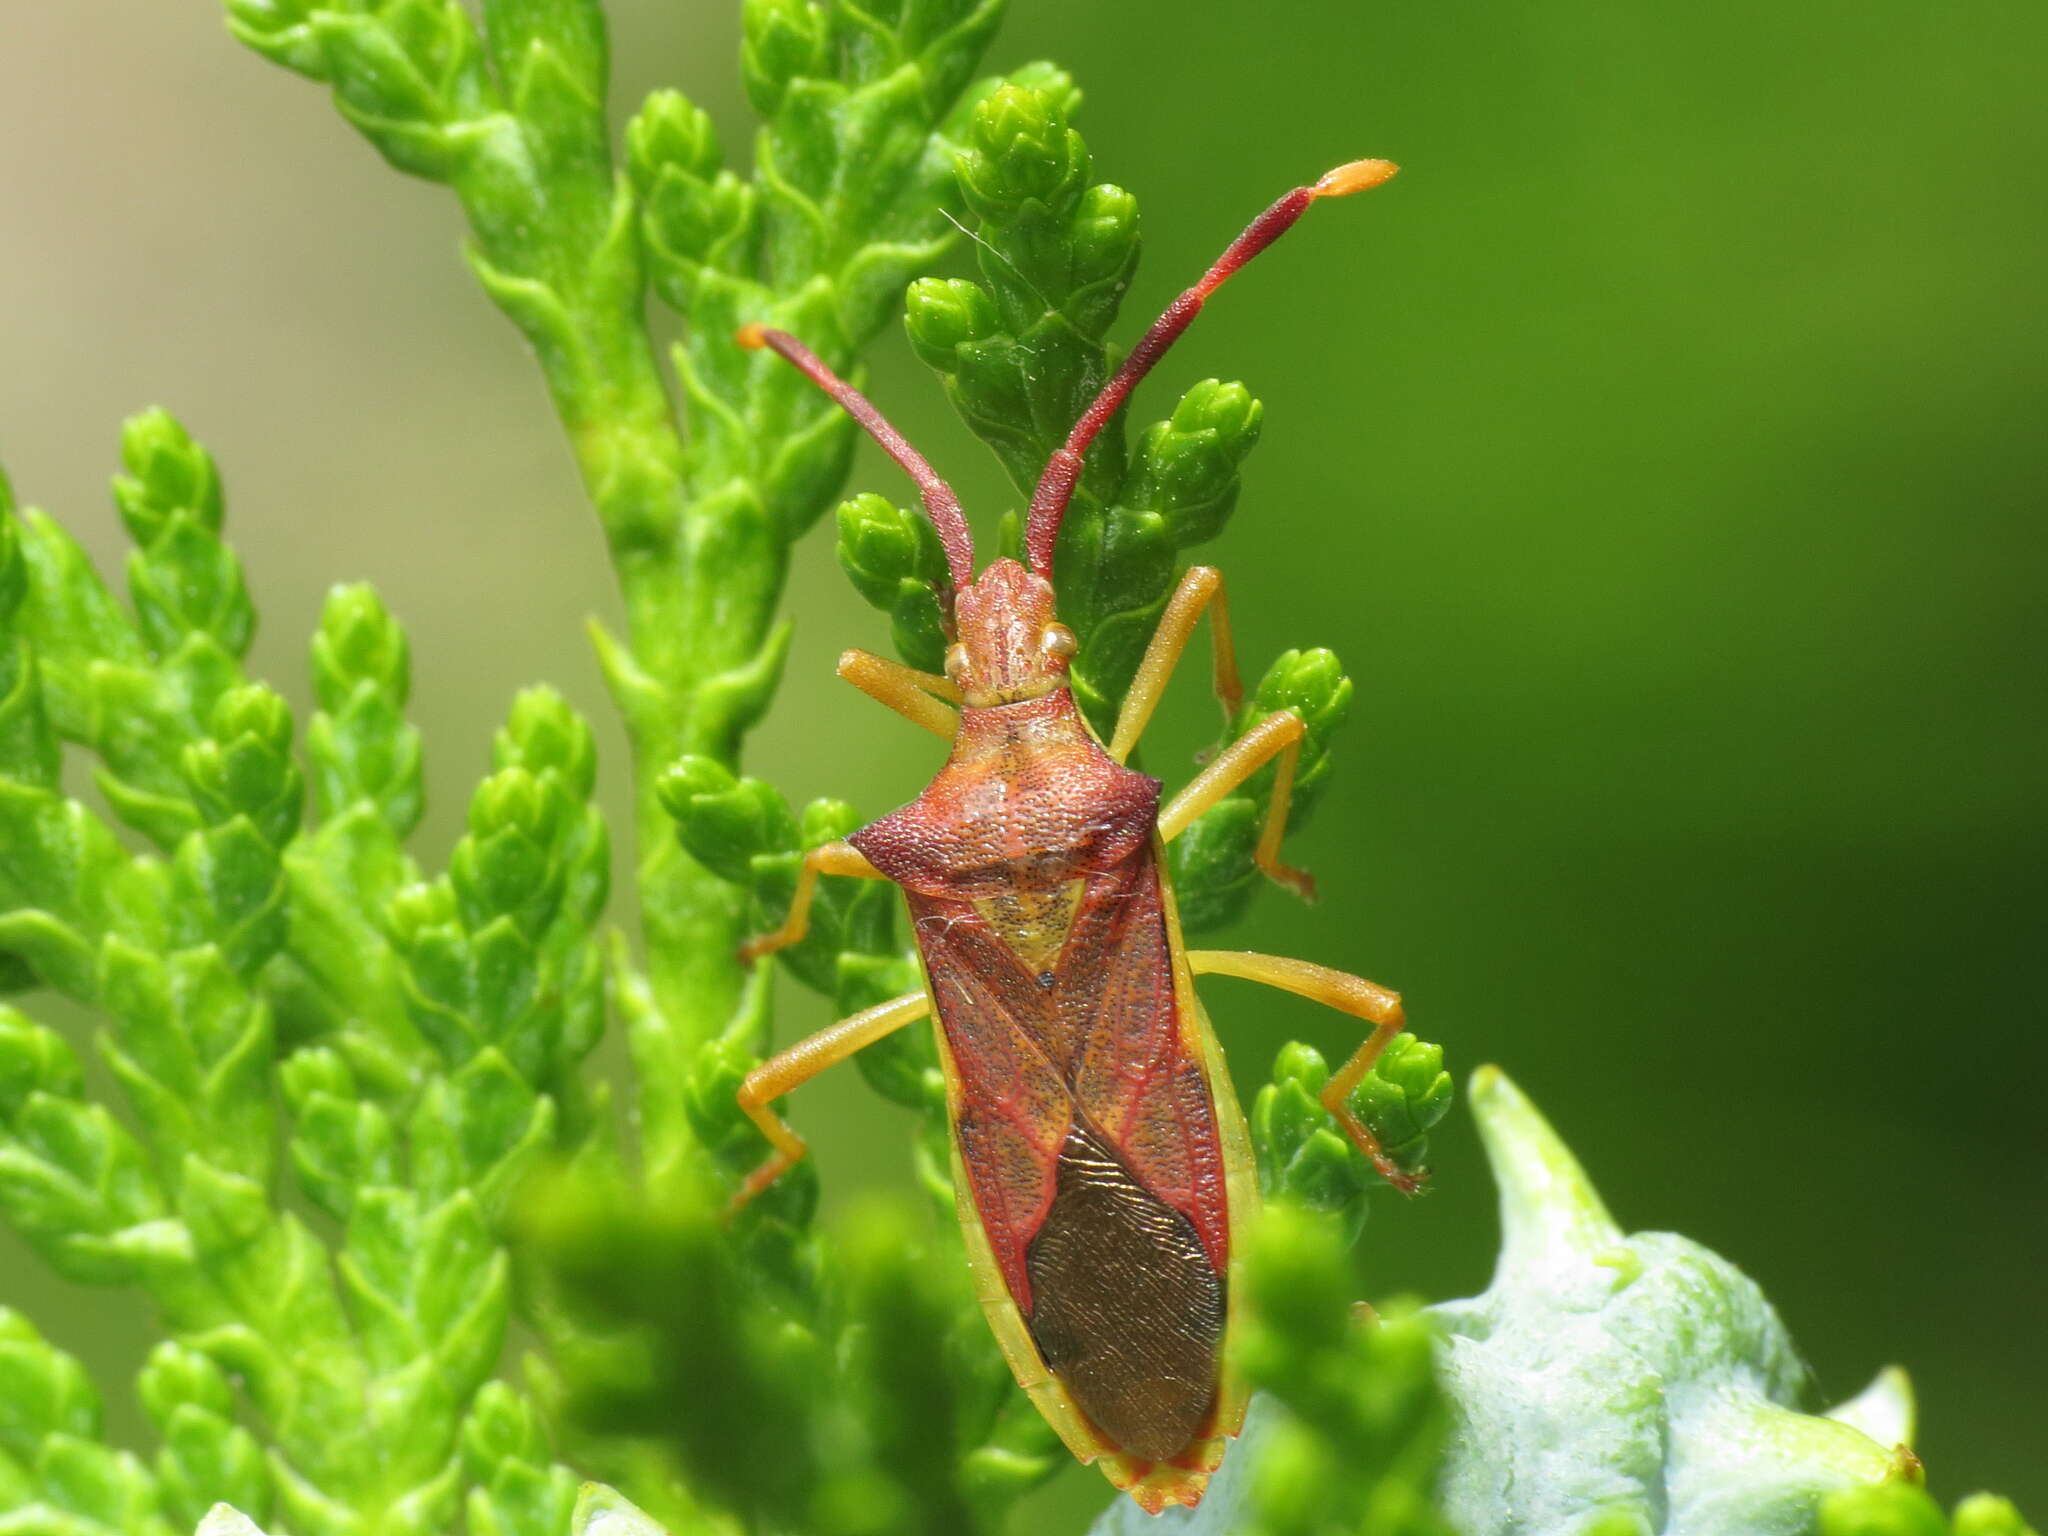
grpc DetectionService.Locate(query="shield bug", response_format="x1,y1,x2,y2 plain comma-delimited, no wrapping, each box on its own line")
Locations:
730,157,1413,1512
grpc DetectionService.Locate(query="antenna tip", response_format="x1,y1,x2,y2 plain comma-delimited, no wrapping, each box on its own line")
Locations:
735,323,769,350
1312,158,1400,199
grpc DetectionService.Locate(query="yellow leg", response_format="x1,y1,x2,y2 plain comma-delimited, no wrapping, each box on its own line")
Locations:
1156,711,1314,900
1187,950,1422,1194
837,648,960,738
731,989,932,1215
1108,565,1243,764
738,839,888,965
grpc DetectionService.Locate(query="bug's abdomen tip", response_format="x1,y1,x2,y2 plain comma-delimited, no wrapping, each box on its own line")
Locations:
1314,158,1401,198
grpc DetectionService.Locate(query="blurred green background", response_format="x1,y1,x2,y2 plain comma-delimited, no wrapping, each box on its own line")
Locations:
3,0,2042,1521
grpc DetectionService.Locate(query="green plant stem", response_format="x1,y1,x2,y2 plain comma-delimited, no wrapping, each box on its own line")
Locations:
243,5,1015,1113
451,120,757,1074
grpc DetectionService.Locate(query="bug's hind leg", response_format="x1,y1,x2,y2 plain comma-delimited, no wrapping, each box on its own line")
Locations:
1157,711,1314,900
1186,950,1423,1193
729,989,931,1216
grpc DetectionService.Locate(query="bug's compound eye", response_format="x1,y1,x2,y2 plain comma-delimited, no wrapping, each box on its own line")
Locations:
944,643,971,682
1042,624,1079,661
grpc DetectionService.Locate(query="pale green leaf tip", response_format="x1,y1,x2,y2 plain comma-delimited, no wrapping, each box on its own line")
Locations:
194,1505,270,1536
1468,1064,1623,1275
572,1481,669,1536
1438,1072,1917,1536
1825,1365,1918,1452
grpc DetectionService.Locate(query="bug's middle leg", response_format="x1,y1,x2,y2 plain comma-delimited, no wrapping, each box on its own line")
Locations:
1186,949,1423,1194
738,839,888,964
1109,565,1243,764
730,989,931,1215
1157,710,1314,899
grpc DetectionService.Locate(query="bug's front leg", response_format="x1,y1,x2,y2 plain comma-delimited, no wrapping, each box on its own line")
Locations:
731,989,931,1215
738,839,889,964
1109,565,1242,764
837,648,960,738
1186,950,1423,1194
1157,710,1314,899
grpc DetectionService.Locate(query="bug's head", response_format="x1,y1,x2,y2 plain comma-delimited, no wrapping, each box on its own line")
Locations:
947,558,1076,707
738,155,1397,708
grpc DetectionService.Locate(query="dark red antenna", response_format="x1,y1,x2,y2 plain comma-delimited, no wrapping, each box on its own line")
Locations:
1023,158,1400,579
737,325,978,594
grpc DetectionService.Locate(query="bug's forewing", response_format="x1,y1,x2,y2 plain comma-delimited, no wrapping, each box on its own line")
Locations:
916,838,1257,1511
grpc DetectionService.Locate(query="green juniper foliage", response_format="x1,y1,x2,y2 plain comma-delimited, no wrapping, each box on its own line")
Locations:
0,2,2033,1535
2,424,594,1536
